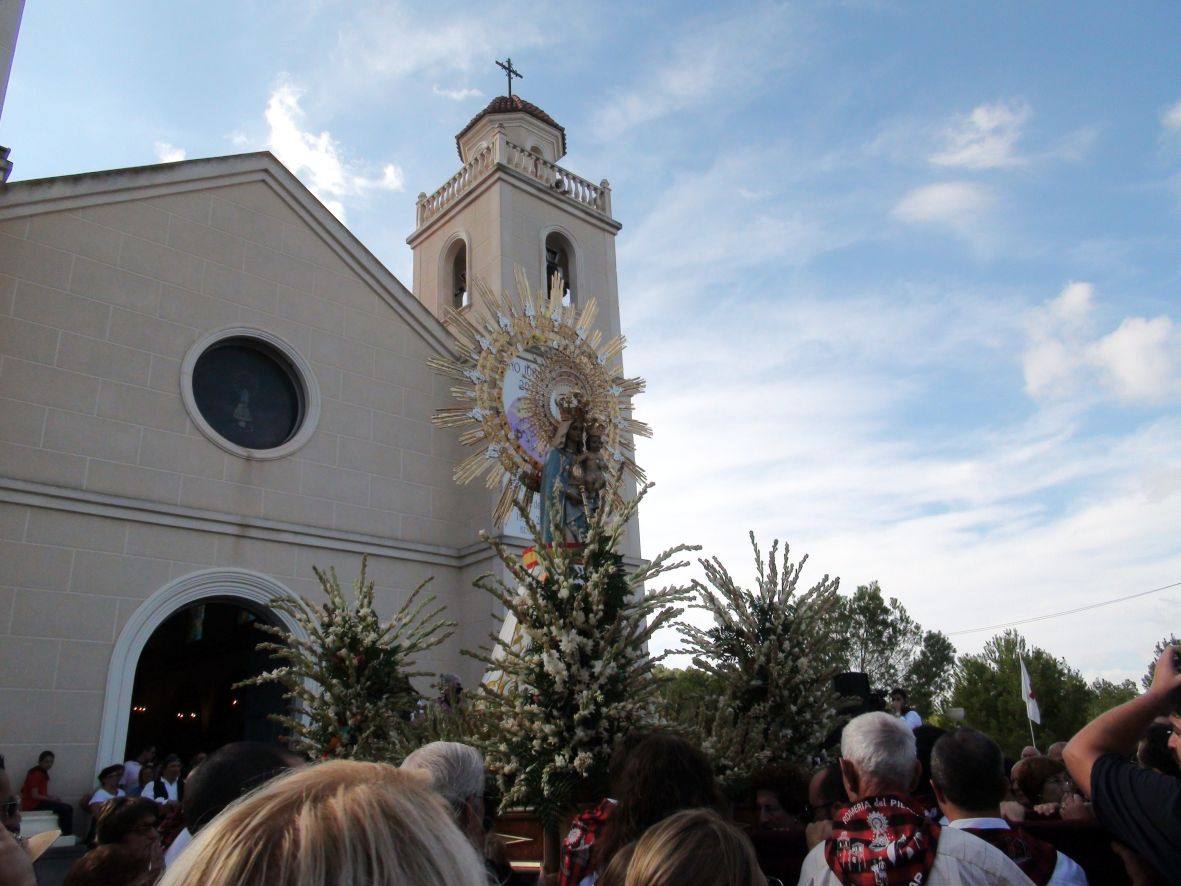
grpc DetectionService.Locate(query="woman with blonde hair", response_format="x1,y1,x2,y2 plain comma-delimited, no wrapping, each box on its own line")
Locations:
159,759,487,886
622,808,767,886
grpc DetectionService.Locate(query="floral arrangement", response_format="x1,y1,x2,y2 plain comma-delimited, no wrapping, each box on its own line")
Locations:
678,533,844,791
237,556,455,760
469,479,697,824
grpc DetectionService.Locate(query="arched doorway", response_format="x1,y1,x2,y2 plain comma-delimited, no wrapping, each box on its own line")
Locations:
97,569,307,769
124,598,286,760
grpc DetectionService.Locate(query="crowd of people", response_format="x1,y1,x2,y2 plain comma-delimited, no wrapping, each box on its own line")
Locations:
1,644,1179,885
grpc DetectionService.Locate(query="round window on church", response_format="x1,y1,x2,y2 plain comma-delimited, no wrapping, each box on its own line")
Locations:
181,328,320,459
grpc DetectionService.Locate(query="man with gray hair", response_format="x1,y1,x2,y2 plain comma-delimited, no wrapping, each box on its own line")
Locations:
401,741,486,847
799,712,1032,885
400,741,509,885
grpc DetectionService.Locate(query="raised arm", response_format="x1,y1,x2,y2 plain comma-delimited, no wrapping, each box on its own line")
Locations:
1064,644,1181,795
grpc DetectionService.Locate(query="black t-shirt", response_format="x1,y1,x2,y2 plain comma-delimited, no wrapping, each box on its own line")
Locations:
1090,752,1181,882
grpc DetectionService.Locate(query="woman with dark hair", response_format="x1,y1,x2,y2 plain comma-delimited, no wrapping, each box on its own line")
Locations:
889,688,923,729
87,765,126,818
63,844,155,886
96,797,160,847
1013,755,1081,818
94,796,163,878
559,730,651,886
588,733,725,880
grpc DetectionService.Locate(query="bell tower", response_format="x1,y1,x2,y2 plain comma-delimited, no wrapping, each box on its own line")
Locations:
407,93,623,344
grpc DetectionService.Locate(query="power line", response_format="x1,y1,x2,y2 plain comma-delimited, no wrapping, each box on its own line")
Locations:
947,580,1181,637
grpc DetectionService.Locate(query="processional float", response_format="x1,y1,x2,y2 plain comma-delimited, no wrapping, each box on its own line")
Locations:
428,268,649,683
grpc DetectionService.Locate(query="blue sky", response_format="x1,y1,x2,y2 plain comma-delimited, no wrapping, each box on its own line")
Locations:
5,1,1180,684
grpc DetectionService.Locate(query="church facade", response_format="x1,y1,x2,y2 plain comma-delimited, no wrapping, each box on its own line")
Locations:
0,97,629,799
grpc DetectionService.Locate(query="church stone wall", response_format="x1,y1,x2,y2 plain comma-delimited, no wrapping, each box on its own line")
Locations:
0,181,468,549
0,175,498,800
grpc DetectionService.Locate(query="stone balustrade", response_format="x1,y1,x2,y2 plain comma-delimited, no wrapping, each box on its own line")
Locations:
416,130,612,228
416,142,495,227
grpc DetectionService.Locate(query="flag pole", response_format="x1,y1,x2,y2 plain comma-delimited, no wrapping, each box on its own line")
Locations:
1027,715,1037,753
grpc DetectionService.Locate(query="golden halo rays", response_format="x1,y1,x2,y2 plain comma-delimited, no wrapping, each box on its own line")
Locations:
429,267,649,526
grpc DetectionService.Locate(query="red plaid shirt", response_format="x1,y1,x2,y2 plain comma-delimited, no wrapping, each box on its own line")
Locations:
558,798,617,886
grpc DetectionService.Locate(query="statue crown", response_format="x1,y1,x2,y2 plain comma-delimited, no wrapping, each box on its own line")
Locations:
556,391,587,422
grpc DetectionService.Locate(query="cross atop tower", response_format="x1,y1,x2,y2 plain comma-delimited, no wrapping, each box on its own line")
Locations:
495,57,523,97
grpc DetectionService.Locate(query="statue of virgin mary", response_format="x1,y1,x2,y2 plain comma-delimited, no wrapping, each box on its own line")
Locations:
538,417,588,544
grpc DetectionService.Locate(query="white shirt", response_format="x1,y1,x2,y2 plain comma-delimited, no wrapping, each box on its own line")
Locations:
946,817,1088,886
121,760,141,793
799,823,1034,885
144,778,179,804
165,827,192,867
89,787,125,806
901,709,923,729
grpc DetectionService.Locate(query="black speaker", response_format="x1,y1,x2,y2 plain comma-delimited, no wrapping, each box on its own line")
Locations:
833,672,871,702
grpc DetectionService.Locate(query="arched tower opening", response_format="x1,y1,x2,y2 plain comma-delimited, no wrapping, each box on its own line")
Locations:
544,231,574,307
443,237,469,310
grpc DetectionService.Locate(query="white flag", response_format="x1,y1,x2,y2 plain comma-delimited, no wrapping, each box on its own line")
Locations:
1020,656,1041,725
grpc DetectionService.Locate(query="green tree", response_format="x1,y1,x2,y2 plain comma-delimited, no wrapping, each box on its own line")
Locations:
836,583,920,688
833,582,956,714
1144,635,1179,690
906,630,958,717
948,630,1092,758
1086,677,1139,722
653,665,726,724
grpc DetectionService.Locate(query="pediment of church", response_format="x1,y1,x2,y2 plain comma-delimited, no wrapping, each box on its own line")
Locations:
0,151,455,359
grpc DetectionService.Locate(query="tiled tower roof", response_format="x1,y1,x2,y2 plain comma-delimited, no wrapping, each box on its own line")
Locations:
455,95,566,158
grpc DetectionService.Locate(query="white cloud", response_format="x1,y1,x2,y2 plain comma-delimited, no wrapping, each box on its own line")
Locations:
1022,282,1179,402
1023,338,1083,399
591,6,801,140
153,141,186,163
618,149,869,324
432,84,483,101
327,3,548,98
228,131,250,148
931,100,1031,169
264,81,404,221
1046,125,1100,163
1048,280,1094,330
892,181,994,233
1162,100,1181,133
1092,316,1176,400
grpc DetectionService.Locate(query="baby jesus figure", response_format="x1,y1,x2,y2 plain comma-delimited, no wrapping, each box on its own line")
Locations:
573,426,608,517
